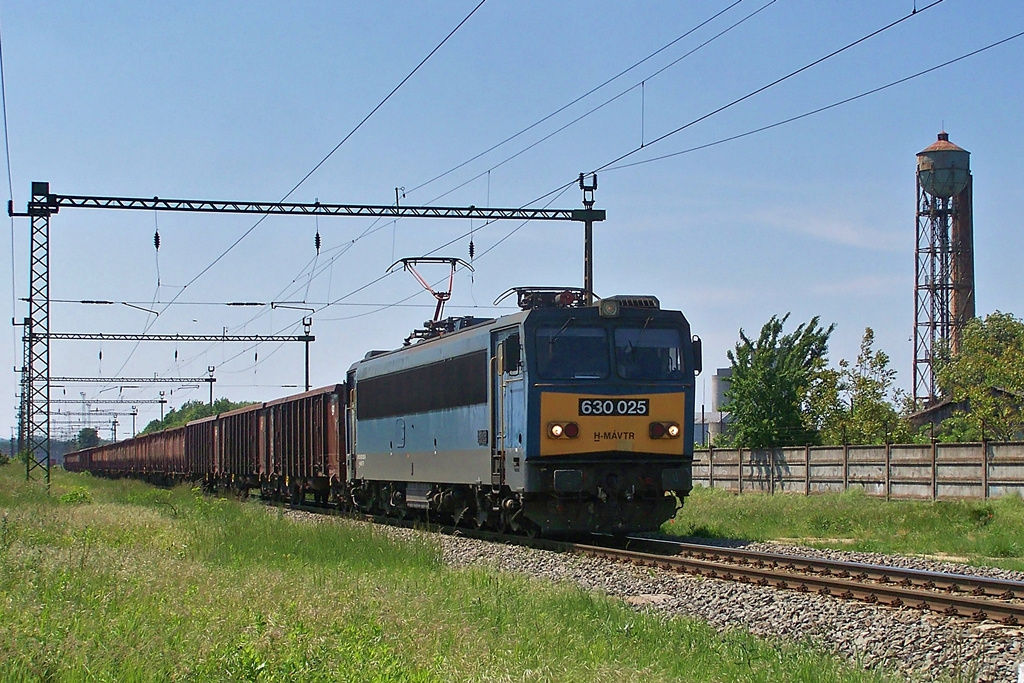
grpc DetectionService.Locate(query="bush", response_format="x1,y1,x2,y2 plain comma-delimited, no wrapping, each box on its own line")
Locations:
58,487,93,505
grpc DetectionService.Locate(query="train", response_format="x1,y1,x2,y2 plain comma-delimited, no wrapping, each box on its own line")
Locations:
65,287,702,535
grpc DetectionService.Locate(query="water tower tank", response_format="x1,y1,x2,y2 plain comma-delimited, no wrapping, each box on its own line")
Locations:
917,132,970,198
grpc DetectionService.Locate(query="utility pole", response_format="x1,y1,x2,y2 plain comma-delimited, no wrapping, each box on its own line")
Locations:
302,319,312,392
578,173,601,306
270,303,316,390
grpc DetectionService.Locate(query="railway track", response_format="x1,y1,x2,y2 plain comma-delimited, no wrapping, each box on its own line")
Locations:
287,502,1024,625
569,536,1024,625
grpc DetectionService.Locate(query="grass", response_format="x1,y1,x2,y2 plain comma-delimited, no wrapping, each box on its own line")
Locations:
669,485,1024,571
0,463,893,682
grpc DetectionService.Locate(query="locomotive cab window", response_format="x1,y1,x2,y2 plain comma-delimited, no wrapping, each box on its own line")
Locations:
535,325,609,380
499,333,522,375
614,326,684,380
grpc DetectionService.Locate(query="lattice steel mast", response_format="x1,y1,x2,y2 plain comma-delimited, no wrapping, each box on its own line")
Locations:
10,181,605,487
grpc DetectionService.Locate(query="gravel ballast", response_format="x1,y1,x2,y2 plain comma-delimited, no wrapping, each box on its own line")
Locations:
407,526,1021,681
286,510,1023,681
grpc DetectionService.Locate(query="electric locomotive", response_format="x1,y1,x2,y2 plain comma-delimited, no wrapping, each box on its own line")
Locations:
346,287,701,535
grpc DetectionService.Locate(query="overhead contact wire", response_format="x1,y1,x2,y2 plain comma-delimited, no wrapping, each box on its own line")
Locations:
265,0,770,314
141,0,488,324
607,29,1024,171
419,0,778,207
0,9,17,366
590,0,945,175
406,0,748,196
112,1,488,381
244,0,773,333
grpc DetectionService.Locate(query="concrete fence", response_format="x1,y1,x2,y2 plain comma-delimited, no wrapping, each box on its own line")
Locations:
692,442,1024,500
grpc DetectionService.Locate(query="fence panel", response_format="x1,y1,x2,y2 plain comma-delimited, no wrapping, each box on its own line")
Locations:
693,442,1024,500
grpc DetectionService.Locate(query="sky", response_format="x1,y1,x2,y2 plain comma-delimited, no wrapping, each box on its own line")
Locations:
1,0,1022,440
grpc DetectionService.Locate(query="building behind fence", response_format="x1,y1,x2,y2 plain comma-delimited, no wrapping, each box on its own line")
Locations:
692,442,1024,500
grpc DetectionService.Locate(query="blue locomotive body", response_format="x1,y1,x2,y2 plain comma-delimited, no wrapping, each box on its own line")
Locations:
348,291,700,534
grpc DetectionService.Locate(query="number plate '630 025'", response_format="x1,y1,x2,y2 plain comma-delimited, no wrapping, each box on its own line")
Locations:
578,398,649,416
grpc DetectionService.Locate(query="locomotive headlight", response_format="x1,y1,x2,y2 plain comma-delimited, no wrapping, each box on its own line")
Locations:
548,422,580,439
649,421,681,439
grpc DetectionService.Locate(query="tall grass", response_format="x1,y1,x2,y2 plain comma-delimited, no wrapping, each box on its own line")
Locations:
670,485,1024,571
0,465,895,682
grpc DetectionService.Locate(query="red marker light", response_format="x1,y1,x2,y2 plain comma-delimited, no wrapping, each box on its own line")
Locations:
564,422,579,438
649,422,667,439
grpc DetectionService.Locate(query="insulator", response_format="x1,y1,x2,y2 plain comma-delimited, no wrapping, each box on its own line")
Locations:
254,352,258,363
154,231,161,250
468,239,475,260
98,350,102,360
174,349,178,361
315,231,321,253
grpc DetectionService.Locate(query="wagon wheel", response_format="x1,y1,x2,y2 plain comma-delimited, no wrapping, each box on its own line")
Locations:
493,509,512,534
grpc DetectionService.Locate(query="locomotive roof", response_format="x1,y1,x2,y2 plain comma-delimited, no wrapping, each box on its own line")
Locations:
350,298,690,377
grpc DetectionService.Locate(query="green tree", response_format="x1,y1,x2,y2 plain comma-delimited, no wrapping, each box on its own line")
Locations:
841,328,910,444
936,311,1024,441
720,313,835,448
140,398,256,434
76,427,101,449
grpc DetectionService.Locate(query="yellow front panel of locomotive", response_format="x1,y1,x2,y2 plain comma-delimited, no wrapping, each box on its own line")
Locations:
539,392,686,457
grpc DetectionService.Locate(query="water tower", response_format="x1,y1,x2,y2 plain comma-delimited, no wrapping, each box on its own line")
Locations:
913,131,974,406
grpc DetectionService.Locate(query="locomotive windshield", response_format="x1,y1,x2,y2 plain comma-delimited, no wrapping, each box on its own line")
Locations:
533,320,686,382
535,325,609,379
614,326,684,380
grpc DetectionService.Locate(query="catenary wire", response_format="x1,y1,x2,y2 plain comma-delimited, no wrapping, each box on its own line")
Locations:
170,0,773,360
197,183,575,375
298,0,951,337
95,1,957,400
134,0,488,330
417,0,779,208
229,0,776,327
605,29,1024,172
262,23,1024,342
589,0,945,176
405,0,750,196
107,1,488,384
0,8,17,375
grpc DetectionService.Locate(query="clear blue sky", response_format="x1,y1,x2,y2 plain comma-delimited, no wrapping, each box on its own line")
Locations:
2,0,1022,439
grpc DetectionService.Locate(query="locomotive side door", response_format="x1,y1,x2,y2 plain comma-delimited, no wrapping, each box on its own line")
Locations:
491,327,525,489
346,369,357,481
